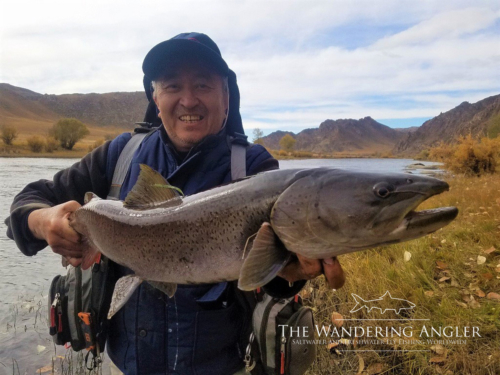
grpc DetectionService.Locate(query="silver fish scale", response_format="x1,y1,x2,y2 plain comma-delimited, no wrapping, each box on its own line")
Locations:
73,169,303,284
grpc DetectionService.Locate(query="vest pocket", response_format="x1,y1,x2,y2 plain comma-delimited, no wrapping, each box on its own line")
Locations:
193,300,245,374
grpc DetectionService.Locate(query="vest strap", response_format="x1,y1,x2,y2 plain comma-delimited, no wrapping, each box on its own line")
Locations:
230,132,249,180
107,132,149,200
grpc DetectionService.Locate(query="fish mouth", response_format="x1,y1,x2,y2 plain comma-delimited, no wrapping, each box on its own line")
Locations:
391,180,458,237
403,206,459,231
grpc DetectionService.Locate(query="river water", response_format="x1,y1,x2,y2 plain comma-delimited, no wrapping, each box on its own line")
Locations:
0,157,443,374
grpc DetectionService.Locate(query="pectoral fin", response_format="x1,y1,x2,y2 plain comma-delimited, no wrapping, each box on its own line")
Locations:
108,275,143,319
148,281,177,298
238,222,291,291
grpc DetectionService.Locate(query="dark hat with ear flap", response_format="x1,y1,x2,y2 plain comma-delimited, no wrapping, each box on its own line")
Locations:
141,32,244,135
143,32,229,80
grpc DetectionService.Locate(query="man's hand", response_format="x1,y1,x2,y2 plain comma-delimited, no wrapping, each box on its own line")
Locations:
278,254,345,290
28,201,84,267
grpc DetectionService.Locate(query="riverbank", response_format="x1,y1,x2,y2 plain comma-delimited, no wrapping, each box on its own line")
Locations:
0,143,402,160
0,144,89,158
306,173,500,374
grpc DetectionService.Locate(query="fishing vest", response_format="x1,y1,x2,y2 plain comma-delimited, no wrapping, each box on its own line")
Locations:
104,128,272,374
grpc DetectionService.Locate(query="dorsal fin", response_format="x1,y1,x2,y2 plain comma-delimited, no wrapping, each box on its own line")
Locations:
84,192,100,204
124,164,183,210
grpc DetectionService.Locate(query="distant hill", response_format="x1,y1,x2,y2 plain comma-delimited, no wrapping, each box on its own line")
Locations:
394,94,500,156
262,117,412,154
394,126,419,134
0,83,148,130
4,83,497,157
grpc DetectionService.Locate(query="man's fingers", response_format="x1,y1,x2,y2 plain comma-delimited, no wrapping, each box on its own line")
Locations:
65,257,82,267
57,217,81,243
278,261,304,283
278,255,346,290
52,246,84,258
50,237,85,258
296,254,322,279
278,254,323,282
62,201,82,212
322,257,345,289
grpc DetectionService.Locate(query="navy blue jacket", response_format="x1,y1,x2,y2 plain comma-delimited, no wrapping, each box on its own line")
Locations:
6,125,278,374
106,127,277,374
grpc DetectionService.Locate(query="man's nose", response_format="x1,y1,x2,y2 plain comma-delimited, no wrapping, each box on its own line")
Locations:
179,89,199,108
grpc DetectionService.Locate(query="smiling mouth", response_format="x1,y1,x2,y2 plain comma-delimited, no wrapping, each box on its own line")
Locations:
179,115,204,123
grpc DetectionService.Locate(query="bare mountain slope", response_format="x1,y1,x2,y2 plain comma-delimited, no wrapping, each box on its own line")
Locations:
262,117,407,154
394,94,500,156
0,83,148,129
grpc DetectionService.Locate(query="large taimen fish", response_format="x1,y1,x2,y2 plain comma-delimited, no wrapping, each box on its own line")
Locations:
69,165,458,318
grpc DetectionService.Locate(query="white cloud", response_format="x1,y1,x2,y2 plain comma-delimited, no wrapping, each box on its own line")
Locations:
373,7,499,48
1,1,499,131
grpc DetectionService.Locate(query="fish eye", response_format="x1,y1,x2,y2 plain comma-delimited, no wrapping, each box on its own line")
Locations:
407,178,413,184
373,183,395,198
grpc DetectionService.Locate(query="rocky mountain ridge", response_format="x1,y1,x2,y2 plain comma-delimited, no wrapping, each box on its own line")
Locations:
394,94,500,155
261,117,410,154
0,83,148,128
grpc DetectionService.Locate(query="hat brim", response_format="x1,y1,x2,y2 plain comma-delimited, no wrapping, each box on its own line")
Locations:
143,39,229,80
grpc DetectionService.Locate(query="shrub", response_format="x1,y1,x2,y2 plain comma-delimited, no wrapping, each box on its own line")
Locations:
27,136,45,153
292,150,313,158
278,150,288,156
487,113,500,139
279,134,296,152
1,125,18,145
415,149,430,160
429,135,500,176
50,118,89,150
252,128,264,145
44,137,59,153
429,142,454,162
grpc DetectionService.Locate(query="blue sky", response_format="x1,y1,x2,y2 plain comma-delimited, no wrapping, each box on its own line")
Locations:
1,1,499,136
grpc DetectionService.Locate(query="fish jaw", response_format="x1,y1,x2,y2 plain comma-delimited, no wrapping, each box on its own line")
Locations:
386,206,459,241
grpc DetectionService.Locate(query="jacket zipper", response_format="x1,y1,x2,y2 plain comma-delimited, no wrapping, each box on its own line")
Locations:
50,293,60,335
280,336,286,374
74,267,84,346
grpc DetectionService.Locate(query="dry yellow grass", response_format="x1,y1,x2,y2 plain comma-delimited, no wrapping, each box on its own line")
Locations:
304,173,500,375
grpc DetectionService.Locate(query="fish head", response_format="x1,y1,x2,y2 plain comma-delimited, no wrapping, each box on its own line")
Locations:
271,169,458,258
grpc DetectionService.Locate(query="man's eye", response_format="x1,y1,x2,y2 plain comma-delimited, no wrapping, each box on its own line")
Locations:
163,84,178,91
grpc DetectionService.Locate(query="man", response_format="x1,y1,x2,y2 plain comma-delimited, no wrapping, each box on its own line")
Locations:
7,33,344,374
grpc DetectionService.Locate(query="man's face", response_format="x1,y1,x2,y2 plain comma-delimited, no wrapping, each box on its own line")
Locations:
153,62,229,152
